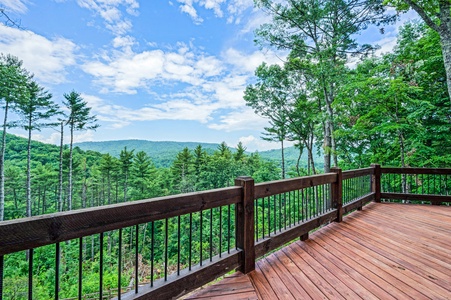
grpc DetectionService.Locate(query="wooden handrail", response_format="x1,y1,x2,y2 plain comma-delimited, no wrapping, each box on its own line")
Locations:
0,186,242,256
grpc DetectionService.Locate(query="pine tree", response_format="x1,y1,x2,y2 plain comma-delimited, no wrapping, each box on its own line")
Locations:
63,91,98,211
16,80,60,217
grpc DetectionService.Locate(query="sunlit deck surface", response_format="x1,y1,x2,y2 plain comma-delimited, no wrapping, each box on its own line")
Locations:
184,202,451,299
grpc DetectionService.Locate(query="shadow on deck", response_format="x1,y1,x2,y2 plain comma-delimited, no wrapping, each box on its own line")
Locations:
186,202,451,299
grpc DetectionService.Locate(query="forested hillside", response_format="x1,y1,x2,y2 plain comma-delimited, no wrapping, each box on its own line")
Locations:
1,132,281,221
75,139,315,169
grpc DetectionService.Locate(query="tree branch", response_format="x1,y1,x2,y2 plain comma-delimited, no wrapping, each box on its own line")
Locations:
403,0,440,32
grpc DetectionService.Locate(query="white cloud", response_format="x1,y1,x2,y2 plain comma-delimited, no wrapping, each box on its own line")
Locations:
82,44,225,94
76,0,139,35
176,0,253,24
208,108,268,131
223,48,284,73
237,135,285,152
83,93,215,125
0,0,28,13
0,25,77,84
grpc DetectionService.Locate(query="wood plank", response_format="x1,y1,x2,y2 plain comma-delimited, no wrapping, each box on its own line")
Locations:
282,243,362,299
307,237,400,299
380,192,451,204
276,247,345,300
342,168,373,180
121,250,242,300
254,173,336,199
320,225,433,299
256,257,296,299
264,252,315,299
381,167,451,175
334,224,451,299
342,214,451,281
314,229,417,299
0,187,242,255
247,264,279,300
347,209,451,259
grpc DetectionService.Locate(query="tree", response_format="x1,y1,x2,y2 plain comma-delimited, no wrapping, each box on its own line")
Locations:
171,147,196,193
387,0,451,108
0,54,29,220
254,0,395,171
16,80,60,217
131,151,154,199
63,91,98,211
244,63,291,178
120,147,134,202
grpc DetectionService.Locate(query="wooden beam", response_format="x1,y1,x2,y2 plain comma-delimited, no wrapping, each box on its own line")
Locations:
0,187,242,256
381,167,451,175
380,193,451,204
121,250,242,300
342,168,374,180
255,173,336,199
371,164,381,203
331,167,343,222
235,177,255,274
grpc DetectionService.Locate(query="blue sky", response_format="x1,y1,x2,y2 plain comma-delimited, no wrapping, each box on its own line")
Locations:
0,0,416,151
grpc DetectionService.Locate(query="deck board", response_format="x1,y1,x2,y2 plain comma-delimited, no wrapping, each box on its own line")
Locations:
185,203,451,300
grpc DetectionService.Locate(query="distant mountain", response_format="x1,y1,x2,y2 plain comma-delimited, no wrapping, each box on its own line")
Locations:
74,139,323,170
74,140,224,167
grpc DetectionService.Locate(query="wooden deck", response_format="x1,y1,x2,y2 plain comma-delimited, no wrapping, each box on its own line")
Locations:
185,202,451,299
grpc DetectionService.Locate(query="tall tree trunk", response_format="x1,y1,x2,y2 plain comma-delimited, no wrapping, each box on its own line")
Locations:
439,33,451,109
281,139,285,179
0,102,9,221
26,119,32,217
58,121,64,212
68,124,74,210
123,172,128,202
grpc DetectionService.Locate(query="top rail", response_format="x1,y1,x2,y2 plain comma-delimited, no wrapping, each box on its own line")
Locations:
254,173,337,199
342,167,374,180
382,167,451,175
0,186,242,256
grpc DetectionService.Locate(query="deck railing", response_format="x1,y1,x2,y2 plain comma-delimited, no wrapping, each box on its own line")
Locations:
0,165,450,299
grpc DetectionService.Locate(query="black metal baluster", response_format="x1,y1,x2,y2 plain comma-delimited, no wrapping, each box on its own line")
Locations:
118,229,122,299
200,211,203,265
278,194,281,232
178,216,181,275
255,199,259,241
227,206,231,254
165,219,168,281
135,225,138,293
262,198,265,239
79,237,83,300
209,209,213,262
151,222,155,287
189,213,193,269
55,243,60,300
268,197,271,237
274,195,277,234
0,255,3,300
100,233,104,299
219,207,223,257
28,249,33,300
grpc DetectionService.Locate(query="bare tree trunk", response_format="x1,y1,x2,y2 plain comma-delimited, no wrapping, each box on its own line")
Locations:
58,121,64,212
26,120,32,217
0,102,9,221
281,139,285,179
68,124,74,211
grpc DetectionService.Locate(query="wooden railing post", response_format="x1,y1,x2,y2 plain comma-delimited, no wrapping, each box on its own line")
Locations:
235,176,255,274
331,167,343,222
371,164,381,203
